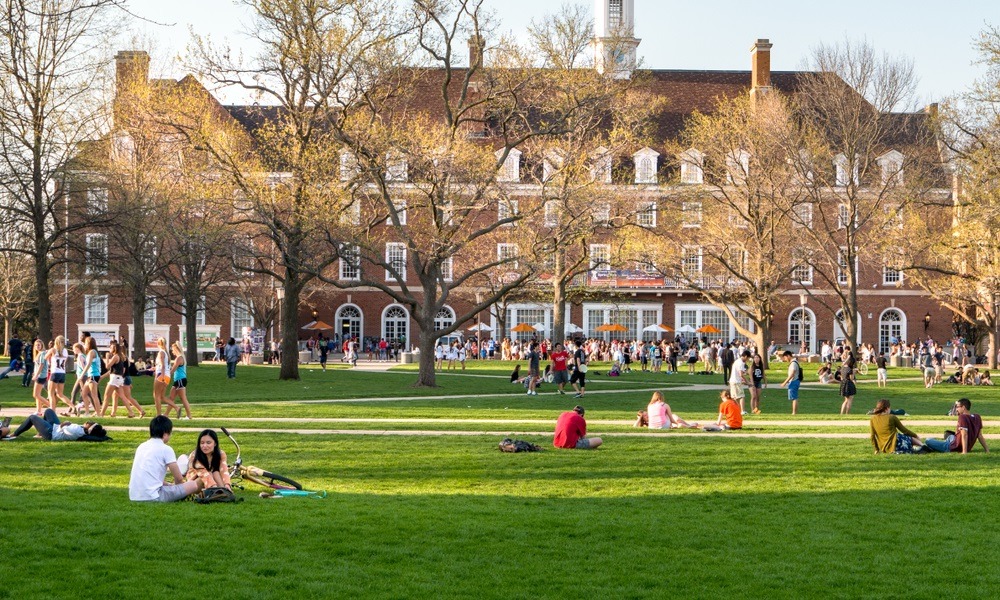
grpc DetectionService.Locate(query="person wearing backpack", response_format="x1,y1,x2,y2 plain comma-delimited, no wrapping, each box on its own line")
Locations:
779,350,803,415
570,343,588,399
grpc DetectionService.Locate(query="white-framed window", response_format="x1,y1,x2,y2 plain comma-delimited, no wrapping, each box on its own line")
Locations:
143,296,157,325
788,307,816,353
837,247,858,286
385,242,407,281
883,265,903,285
543,150,563,182
591,147,611,183
87,188,108,214
84,295,108,324
339,244,360,281
792,262,813,285
725,149,750,185
543,201,560,228
608,0,623,28
498,199,518,225
182,296,207,326
434,306,456,331
679,149,704,184
636,254,657,274
634,148,659,184
497,243,519,270
593,202,611,226
339,150,359,182
681,201,702,228
85,233,108,275
834,153,859,187
726,247,748,277
877,150,904,186
793,203,813,229
682,246,702,276
878,309,906,354
837,203,852,230
387,198,407,225
636,201,657,228
340,199,361,226
589,244,611,271
440,256,453,281
231,298,254,334
386,153,407,182
496,148,521,183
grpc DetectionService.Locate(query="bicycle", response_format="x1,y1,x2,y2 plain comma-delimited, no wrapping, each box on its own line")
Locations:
857,361,869,376
221,426,304,492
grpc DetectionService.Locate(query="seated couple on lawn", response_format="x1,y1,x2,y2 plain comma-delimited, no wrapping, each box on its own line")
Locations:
870,398,989,455
634,392,699,429
129,417,230,502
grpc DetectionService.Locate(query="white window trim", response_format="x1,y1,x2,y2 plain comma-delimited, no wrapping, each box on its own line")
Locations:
882,264,904,285
637,201,657,228
143,296,157,325
386,153,408,182
498,199,519,226
834,154,860,187
682,246,703,276
634,147,659,184
441,256,453,282
231,298,254,336
589,244,611,271
85,233,108,276
837,247,859,286
543,201,560,228
497,243,519,270
385,242,407,281
679,149,704,185
387,198,407,225
84,294,109,324
339,244,361,281
496,148,521,183
794,203,813,229
681,201,702,228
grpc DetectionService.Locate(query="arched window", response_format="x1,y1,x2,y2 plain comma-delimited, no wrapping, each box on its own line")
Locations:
788,308,816,354
833,310,862,347
382,305,410,350
434,306,455,331
336,304,363,342
878,309,906,354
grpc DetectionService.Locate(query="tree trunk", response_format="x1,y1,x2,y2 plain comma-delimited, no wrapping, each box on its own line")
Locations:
988,327,997,369
184,290,200,367
279,280,301,381
415,327,438,387
131,290,146,360
35,254,52,343
753,316,772,369
3,318,10,355
552,270,566,346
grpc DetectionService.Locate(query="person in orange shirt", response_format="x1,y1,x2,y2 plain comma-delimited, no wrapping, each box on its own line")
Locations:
704,390,743,431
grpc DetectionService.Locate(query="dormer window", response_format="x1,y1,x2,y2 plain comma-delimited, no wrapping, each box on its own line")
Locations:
679,149,704,185
340,150,358,182
633,147,659,184
543,150,564,182
591,147,611,184
726,149,750,185
496,148,521,183
834,153,859,187
877,150,904,186
386,153,407,182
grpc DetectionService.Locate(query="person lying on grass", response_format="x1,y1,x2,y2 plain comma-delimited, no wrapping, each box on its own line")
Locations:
634,391,699,429
553,405,602,450
1,408,105,441
923,398,990,454
703,390,743,432
129,415,204,502
181,429,232,495
869,399,923,454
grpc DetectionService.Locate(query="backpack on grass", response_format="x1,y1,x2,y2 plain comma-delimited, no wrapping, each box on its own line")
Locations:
499,438,541,453
194,487,242,504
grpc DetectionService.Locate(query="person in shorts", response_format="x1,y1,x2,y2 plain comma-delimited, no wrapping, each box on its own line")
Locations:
779,350,802,415
876,352,888,388
129,415,205,502
729,350,750,414
550,343,570,395
570,343,587,398
524,342,541,395
553,405,602,449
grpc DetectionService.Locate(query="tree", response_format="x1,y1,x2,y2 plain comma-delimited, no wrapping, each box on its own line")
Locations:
629,91,806,363
788,39,941,351
0,250,35,349
0,0,123,342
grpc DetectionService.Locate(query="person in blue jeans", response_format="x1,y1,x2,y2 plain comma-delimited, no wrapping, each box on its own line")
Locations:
2,408,104,440
224,337,240,379
924,398,990,454
779,351,802,415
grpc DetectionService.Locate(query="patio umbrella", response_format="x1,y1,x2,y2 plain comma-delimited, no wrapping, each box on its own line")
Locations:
532,323,546,332
564,323,584,333
467,323,494,332
642,324,673,333
596,323,628,333
511,322,537,333
302,320,333,331
696,324,721,334
676,325,697,334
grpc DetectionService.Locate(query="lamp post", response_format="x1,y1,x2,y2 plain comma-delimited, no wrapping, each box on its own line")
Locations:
475,292,483,359
275,287,284,363
924,312,931,335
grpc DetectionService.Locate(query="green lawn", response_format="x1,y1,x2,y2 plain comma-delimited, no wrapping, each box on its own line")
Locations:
2,361,999,598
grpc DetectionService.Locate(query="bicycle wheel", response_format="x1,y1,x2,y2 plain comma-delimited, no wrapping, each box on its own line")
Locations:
858,363,869,376
243,465,302,490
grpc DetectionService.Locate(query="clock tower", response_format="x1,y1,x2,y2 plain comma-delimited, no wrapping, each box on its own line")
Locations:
593,0,640,78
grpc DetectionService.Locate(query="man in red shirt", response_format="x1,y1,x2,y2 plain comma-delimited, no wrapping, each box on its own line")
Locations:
924,398,989,454
553,405,603,449
549,343,570,395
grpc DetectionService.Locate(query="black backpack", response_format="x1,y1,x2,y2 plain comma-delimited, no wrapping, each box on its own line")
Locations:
499,438,541,453
793,360,804,381
194,487,242,504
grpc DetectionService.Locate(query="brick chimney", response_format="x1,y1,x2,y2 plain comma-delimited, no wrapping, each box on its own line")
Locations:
750,39,773,102
468,36,485,69
114,51,150,128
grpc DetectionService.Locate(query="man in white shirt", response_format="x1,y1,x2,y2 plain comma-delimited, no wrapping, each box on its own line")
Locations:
129,415,204,502
2,408,105,441
729,350,751,415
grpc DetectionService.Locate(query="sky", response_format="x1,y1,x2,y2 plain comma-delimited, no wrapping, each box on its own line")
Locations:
131,0,1000,107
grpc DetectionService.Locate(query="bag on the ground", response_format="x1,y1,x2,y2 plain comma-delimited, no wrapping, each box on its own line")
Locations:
195,487,241,504
498,438,541,453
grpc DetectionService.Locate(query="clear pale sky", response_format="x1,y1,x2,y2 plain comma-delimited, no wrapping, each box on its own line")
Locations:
133,0,1000,106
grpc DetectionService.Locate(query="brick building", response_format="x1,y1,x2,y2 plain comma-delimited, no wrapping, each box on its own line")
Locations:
50,0,956,356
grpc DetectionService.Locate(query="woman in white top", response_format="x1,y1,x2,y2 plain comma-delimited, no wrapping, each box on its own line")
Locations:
446,342,458,370
642,391,699,429
152,337,178,417
46,335,74,414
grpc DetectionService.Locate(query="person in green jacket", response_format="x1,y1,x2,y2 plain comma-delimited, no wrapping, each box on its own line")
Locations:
870,399,924,454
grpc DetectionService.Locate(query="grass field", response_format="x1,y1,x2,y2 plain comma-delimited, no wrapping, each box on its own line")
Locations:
1,358,998,598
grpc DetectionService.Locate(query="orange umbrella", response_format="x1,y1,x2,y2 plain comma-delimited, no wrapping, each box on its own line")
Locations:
302,320,334,331
511,322,537,333
696,324,721,334
596,323,628,332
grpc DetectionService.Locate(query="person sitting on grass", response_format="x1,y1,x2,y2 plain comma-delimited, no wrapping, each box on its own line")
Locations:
636,391,698,429
181,429,232,494
1,408,105,441
128,415,205,502
923,398,990,454
981,370,993,386
553,405,602,450
703,390,743,431
869,399,923,454
816,362,835,385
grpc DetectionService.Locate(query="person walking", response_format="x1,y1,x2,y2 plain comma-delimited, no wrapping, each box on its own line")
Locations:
152,337,177,416
224,337,241,379
168,341,192,420
29,339,49,415
45,335,73,414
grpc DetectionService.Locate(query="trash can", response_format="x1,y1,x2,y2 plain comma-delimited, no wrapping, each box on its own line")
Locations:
401,352,413,364
890,355,901,368
298,351,311,364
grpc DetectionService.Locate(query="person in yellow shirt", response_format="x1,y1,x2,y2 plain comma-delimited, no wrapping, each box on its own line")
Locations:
869,399,923,454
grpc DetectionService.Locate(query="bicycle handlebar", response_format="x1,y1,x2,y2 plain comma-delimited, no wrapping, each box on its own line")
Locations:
221,426,241,465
